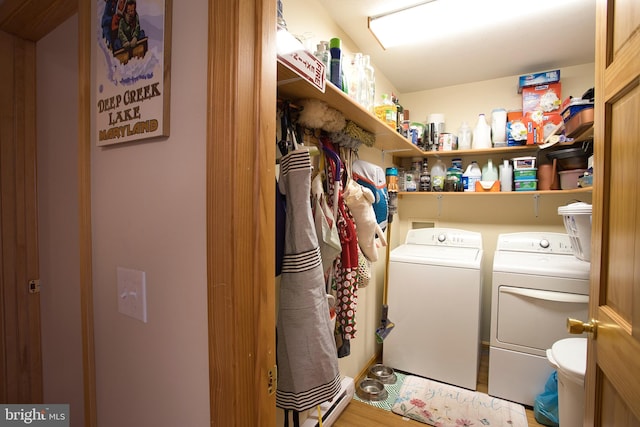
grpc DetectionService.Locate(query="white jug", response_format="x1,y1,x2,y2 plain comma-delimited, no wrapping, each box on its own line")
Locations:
472,114,492,149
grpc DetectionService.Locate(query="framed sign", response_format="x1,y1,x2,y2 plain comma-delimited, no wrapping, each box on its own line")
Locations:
96,0,172,146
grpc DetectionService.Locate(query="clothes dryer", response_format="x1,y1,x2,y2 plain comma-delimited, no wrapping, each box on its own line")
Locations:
488,232,590,406
383,228,483,390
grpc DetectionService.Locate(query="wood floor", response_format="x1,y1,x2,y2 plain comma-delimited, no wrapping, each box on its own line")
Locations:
334,347,544,427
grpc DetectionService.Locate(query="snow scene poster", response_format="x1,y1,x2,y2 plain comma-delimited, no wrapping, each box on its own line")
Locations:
96,0,172,146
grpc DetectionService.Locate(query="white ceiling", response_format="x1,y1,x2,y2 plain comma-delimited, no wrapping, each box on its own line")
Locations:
321,0,597,93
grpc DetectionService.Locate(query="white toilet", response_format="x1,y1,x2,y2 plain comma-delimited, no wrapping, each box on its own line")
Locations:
546,338,587,427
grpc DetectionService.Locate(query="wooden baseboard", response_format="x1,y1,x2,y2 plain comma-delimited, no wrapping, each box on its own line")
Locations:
356,351,382,382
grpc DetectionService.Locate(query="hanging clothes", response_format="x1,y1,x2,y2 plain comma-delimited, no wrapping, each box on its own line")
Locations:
311,172,341,276
276,148,341,412
322,139,359,357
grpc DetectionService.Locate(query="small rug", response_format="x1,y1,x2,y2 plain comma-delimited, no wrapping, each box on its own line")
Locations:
391,375,528,427
353,371,408,411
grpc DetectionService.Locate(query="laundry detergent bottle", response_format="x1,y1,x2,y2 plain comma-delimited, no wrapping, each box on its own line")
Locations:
462,161,482,192
482,159,499,181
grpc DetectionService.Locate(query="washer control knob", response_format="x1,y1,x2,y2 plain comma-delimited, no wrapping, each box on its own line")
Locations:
438,233,446,243
539,239,550,249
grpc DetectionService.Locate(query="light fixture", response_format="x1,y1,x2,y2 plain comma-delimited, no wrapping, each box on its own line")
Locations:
368,0,585,50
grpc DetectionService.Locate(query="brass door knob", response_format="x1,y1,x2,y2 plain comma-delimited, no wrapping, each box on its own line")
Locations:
567,318,597,337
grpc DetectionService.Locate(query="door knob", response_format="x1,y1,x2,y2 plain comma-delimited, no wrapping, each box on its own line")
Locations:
567,318,597,337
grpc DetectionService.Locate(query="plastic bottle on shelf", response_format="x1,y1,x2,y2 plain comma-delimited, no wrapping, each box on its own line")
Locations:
363,55,375,113
374,94,397,130
491,108,507,147
458,121,472,150
430,158,446,192
462,161,482,192
347,53,368,108
482,159,499,181
499,159,513,192
404,168,419,191
472,113,492,149
314,41,330,82
329,38,344,91
397,167,406,191
445,160,464,192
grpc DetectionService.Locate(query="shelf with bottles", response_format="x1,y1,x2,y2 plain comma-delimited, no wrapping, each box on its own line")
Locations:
397,187,592,197
418,145,539,159
277,59,423,157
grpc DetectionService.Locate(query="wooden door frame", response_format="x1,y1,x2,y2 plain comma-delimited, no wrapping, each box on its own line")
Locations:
78,1,97,426
206,0,277,425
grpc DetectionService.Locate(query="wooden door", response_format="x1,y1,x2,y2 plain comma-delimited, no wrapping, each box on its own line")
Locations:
0,30,42,404
585,0,640,425
207,0,277,425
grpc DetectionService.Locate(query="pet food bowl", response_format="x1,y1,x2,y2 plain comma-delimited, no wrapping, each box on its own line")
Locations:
368,364,397,384
356,378,388,401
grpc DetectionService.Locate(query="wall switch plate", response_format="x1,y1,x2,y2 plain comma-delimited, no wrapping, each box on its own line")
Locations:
117,267,147,323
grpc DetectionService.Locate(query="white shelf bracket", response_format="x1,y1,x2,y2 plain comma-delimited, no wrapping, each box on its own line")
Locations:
533,193,540,217
437,194,444,217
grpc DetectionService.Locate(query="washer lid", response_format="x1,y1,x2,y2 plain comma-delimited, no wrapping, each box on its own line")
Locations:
390,244,482,268
549,338,587,385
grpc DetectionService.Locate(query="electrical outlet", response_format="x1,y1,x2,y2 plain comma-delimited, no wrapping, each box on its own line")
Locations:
117,267,147,323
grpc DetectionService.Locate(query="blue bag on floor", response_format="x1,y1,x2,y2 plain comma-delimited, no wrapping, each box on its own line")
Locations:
534,371,559,427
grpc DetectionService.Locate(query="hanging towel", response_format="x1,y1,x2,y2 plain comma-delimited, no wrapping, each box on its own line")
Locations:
343,179,386,262
276,148,341,411
352,159,389,231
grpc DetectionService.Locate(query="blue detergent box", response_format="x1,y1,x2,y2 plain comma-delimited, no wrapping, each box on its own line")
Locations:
518,69,560,93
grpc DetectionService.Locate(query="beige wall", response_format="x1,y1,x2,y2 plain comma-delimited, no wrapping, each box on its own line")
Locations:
400,63,595,134
37,14,84,427
89,2,210,426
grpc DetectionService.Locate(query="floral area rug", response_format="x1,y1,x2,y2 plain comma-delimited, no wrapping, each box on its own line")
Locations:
391,375,528,427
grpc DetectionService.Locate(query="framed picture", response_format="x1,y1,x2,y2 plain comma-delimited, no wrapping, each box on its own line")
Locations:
96,0,172,146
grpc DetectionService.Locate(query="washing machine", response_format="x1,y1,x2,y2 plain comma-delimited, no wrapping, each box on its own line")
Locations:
488,232,590,406
383,228,483,391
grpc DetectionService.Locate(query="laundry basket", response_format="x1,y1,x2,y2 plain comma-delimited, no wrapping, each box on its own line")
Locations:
558,202,592,261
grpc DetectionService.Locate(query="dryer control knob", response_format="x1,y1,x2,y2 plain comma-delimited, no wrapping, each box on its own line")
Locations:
539,239,550,249
438,233,446,243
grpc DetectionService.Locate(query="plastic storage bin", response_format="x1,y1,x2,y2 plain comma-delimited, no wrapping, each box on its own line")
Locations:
515,179,537,191
558,169,586,190
512,156,536,170
514,168,537,181
558,202,592,261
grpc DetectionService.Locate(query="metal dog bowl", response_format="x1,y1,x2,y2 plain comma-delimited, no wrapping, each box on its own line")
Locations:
356,378,388,401
368,364,397,384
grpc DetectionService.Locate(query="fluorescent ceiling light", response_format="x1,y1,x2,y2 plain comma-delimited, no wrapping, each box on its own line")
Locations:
369,0,584,49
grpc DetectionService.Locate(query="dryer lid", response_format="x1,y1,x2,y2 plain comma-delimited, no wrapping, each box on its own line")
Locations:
493,251,590,279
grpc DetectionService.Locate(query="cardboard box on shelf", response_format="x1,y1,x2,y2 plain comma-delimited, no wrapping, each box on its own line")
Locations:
523,111,563,145
518,69,560,93
507,119,528,146
522,82,562,114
